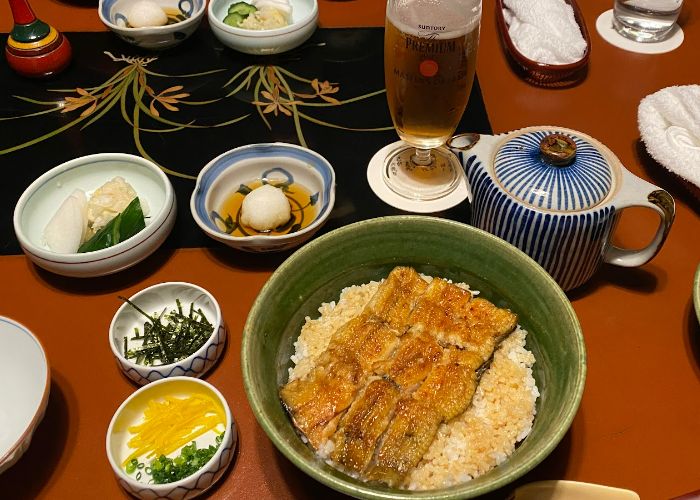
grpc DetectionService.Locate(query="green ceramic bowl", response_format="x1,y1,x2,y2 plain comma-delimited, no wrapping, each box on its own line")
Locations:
242,216,586,499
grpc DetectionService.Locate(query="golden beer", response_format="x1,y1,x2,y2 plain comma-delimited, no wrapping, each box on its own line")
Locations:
384,12,479,149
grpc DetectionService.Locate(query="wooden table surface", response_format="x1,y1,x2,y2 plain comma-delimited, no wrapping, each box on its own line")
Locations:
1,1,699,499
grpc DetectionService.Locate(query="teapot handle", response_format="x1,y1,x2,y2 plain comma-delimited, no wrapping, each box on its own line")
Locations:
603,171,675,267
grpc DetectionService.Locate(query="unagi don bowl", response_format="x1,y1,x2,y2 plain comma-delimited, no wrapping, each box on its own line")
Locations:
242,216,586,499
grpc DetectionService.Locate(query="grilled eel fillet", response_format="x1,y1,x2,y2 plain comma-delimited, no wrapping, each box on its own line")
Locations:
280,268,518,486
279,267,428,448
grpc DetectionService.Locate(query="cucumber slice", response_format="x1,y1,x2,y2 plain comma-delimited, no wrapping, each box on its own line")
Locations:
228,1,257,16
223,12,244,26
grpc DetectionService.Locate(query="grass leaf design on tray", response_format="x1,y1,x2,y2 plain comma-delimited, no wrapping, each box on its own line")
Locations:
225,64,392,148
0,52,248,180
0,52,392,178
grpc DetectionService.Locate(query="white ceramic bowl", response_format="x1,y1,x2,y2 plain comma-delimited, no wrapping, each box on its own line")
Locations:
109,282,226,385
190,143,335,253
208,0,318,55
99,0,206,50
13,153,176,278
0,317,50,475
106,377,237,499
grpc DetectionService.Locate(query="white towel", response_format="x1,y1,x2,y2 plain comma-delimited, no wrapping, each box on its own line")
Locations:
638,85,700,188
503,0,586,64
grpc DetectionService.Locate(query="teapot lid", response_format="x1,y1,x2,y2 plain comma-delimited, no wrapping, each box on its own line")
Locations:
494,129,613,211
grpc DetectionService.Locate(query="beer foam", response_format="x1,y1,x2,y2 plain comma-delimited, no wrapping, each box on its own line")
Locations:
387,1,481,38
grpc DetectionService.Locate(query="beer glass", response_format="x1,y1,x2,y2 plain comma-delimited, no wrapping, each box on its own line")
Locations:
383,0,482,201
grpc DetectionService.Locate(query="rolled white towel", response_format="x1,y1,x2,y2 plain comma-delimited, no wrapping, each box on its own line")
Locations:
503,0,586,64
638,85,700,188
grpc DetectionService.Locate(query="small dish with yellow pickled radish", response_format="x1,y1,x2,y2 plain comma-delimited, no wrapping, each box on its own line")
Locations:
106,377,236,499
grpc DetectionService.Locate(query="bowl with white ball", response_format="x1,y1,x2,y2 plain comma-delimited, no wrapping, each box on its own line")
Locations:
190,143,335,253
13,153,176,278
99,0,206,50
208,0,318,55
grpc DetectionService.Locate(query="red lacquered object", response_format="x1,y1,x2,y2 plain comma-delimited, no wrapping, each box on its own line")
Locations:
5,0,72,78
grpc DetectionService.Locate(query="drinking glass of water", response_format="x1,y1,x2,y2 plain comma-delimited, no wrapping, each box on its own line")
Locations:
613,0,683,42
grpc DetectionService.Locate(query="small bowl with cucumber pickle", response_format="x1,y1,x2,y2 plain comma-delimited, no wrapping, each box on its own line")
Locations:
13,153,176,278
208,0,318,55
109,281,226,385
106,376,237,499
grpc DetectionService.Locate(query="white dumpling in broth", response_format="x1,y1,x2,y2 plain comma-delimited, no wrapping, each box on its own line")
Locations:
126,0,168,28
43,189,88,254
240,184,291,231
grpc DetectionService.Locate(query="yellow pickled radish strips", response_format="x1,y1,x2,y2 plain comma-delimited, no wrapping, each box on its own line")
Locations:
122,394,226,466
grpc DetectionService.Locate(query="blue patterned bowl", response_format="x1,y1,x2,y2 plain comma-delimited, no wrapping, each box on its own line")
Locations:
191,143,335,253
106,377,237,499
98,0,205,50
109,282,225,385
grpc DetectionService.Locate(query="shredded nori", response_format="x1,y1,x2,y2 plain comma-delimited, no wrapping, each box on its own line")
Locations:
119,297,215,366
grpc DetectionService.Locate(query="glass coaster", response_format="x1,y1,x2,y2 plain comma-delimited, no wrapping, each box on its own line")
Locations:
596,9,684,54
367,141,470,213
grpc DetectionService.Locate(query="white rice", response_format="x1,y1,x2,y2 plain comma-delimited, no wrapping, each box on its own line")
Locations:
287,278,539,490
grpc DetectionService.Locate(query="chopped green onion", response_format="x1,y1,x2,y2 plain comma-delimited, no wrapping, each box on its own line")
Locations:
125,459,139,474
148,434,224,484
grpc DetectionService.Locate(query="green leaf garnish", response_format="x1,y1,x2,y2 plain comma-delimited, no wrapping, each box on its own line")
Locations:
77,197,145,253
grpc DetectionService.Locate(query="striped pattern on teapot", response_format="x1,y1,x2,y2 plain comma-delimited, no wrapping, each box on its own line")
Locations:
493,130,613,211
465,154,616,291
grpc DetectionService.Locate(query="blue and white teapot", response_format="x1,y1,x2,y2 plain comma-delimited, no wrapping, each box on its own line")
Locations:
448,126,675,291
